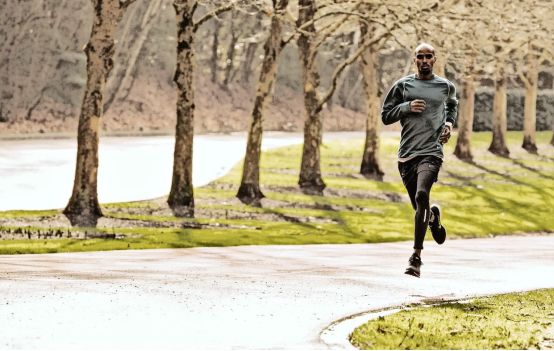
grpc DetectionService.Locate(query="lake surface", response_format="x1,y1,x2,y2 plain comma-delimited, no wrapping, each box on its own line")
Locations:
0,132,314,211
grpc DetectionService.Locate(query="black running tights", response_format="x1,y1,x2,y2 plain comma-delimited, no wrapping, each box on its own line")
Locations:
399,157,442,250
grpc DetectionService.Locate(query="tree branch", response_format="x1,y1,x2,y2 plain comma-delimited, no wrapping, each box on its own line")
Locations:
120,0,138,9
193,1,237,32
317,30,389,111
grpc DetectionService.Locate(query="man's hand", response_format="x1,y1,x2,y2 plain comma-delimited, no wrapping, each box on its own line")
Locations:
409,99,426,113
439,124,452,144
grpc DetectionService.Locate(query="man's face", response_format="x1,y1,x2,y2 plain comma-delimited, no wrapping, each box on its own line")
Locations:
413,48,436,76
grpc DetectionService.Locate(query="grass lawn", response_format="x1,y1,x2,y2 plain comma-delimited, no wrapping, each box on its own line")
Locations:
0,131,553,254
350,289,554,350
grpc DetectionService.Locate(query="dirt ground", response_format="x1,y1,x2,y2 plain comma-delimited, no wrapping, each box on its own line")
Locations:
0,75,388,137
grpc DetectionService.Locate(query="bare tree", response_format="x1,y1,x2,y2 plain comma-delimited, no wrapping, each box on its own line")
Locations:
294,1,384,193
515,1,554,153
65,0,138,226
450,4,484,161
222,10,238,87
210,18,223,83
237,0,290,206
359,20,384,179
104,0,163,113
488,52,510,157
168,0,236,216
520,44,539,154
484,0,539,157
296,0,325,194
453,54,477,161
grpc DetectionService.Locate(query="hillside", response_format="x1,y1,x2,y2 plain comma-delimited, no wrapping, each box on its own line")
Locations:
0,0,552,136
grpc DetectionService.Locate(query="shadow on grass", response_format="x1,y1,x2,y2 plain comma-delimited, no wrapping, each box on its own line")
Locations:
439,302,493,314
263,189,363,239
446,158,554,233
508,158,554,181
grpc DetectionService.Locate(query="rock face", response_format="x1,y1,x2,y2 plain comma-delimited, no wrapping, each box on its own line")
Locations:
474,89,554,131
0,0,552,135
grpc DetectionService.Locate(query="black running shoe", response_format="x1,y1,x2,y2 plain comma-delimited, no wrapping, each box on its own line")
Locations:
429,204,446,244
404,253,422,278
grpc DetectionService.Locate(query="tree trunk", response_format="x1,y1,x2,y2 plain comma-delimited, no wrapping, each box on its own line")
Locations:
65,0,135,226
359,23,383,180
210,18,222,83
237,0,289,206
336,31,356,108
240,10,262,86
168,0,195,217
488,64,510,157
522,53,538,154
241,41,259,86
434,55,446,77
104,0,163,113
297,0,325,195
222,12,237,87
454,72,476,161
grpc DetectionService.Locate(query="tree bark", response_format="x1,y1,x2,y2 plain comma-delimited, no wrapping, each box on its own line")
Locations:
210,18,222,83
168,0,196,216
222,12,237,87
104,0,163,113
434,55,446,77
65,0,135,226
522,52,538,154
359,22,383,180
454,72,476,161
237,0,289,206
488,63,510,157
297,0,325,194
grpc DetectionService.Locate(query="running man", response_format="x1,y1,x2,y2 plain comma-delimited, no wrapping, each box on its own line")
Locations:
381,43,458,278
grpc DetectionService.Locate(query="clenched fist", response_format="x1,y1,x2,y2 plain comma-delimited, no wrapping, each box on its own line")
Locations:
410,99,426,113
439,125,452,144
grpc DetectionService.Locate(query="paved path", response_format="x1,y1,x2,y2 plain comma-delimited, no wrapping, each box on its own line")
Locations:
1,235,553,349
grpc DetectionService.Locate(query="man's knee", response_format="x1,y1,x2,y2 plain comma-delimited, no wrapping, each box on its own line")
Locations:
415,190,429,207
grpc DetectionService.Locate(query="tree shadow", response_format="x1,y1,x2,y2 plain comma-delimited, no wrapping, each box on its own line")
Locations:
439,302,493,313
508,158,554,181
258,188,366,239
64,213,99,228
449,159,553,230
462,159,528,187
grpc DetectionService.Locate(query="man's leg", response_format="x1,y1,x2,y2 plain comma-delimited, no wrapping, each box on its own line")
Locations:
413,168,438,250
403,158,441,278
399,159,423,277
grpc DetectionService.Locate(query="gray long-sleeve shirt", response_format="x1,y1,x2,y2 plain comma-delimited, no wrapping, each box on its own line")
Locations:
381,74,458,161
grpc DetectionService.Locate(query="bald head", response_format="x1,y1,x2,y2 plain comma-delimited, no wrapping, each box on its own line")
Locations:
414,43,435,55
413,43,436,79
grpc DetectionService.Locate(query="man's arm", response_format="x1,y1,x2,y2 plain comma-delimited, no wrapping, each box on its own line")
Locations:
381,81,411,125
439,81,458,144
445,81,458,126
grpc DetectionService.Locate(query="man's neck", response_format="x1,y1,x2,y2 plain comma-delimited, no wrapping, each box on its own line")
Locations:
416,72,434,80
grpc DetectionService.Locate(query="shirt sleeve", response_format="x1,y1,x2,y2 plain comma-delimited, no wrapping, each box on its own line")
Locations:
445,81,458,125
381,80,411,125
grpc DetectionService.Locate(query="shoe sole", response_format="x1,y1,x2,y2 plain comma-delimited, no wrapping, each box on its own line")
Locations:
404,268,420,278
430,205,446,245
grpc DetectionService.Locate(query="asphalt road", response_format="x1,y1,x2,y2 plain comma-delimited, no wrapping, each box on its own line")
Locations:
1,235,553,349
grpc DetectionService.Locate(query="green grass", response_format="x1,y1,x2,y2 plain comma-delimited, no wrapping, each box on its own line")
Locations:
0,131,553,254
350,289,554,350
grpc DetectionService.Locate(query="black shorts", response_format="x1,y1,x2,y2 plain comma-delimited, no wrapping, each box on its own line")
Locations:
398,155,443,187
